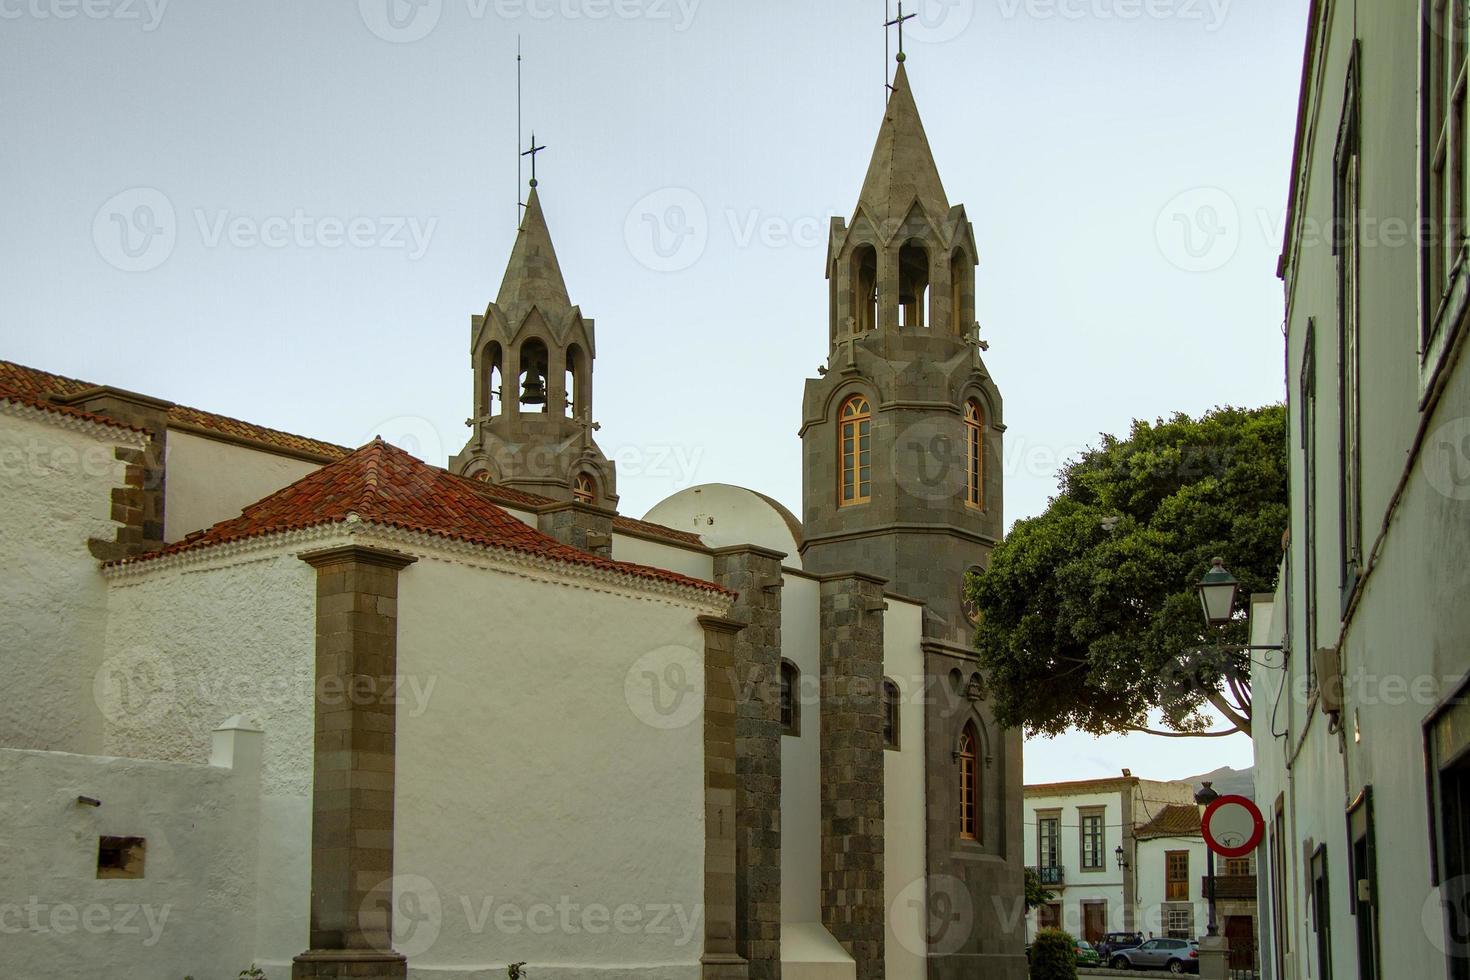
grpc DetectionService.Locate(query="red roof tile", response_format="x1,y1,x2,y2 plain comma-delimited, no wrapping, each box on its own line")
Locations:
0,359,350,460
1135,804,1203,840
2,357,707,549
111,439,730,598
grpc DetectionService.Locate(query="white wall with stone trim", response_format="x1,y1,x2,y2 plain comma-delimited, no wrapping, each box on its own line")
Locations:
100,544,318,972
612,531,714,582
392,552,718,979
881,597,927,980
162,428,320,542
0,408,137,754
0,722,263,980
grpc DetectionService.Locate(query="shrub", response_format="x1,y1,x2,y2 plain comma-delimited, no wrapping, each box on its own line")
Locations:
1030,928,1079,980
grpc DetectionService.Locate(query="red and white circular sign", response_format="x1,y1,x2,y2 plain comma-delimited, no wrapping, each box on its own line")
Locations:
1202,795,1265,858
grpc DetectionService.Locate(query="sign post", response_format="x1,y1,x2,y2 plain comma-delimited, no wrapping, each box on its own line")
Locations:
1197,792,1265,980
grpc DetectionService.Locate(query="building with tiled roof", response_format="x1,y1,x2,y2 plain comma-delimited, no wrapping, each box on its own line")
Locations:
1,54,1026,980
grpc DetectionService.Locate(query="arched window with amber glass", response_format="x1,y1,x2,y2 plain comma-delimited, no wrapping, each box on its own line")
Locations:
964,400,984,510
572,473,596,505
839,395,872,506
959,722,980,841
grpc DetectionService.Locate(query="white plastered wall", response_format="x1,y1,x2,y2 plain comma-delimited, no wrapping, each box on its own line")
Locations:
0,723,263,980
162,428,321,541
392,554,714,979
0,408,136,754
881,597,927,980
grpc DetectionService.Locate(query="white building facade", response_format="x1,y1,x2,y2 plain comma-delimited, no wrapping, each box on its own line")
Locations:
1022,776,1223,945
1252,3,1470,980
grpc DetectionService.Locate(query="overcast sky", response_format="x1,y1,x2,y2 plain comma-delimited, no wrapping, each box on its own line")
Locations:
0,0,1306,783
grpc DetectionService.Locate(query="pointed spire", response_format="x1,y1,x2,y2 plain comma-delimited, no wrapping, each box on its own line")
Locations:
856,63,949,226
496,187,570,312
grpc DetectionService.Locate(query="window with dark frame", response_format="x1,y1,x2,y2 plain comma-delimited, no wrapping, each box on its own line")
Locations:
1424,0,1469,357
1335,48,1364,599
1080,809,1105,871
882,679,900,750
1271,803,1290,980
1038,812,1060,869
1427,690,1470,980
780,660,800,736
1301,317,1319,691
1313,845,1335,980
1348,788,1381,980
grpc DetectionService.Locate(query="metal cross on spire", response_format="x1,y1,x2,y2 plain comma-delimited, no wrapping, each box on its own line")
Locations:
885,1,916,64
521,131,546,189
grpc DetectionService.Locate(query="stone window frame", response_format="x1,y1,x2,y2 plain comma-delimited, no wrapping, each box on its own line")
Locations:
964,399,985,510
958,721,980,841
780,658,801,737
837,394,873,508
572,472,596,505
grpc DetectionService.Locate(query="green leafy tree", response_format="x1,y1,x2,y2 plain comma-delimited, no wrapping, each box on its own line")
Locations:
1024,867,1055,912
1029,928,1079,980
969,405,1287,739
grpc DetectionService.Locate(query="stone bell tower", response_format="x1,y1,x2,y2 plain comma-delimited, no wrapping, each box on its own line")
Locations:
450,186,618,508
799,61,1026,980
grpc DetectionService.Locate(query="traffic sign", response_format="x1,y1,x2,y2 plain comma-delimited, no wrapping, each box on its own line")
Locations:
1202,795,1265,858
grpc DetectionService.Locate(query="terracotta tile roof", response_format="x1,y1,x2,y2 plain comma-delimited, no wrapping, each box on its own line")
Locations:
1,357,706,549
110,439,731,598
1025,776,1140,797
0,359,350,461
0,387,149,436
1135,804,1203,840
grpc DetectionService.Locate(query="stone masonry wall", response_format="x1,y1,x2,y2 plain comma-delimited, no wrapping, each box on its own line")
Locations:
713,546,785,980
818,573,886,980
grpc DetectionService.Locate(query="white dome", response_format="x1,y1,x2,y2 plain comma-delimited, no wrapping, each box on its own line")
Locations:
643,484,803,567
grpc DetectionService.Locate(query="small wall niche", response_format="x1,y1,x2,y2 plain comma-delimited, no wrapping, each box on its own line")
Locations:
96,836,146,879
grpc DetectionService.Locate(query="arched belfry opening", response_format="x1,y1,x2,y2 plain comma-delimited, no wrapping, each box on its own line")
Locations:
898,241,930,329
852,244,878,334
950,247,970,335
566,344,588,419
518,338,550,413
483,341,503,417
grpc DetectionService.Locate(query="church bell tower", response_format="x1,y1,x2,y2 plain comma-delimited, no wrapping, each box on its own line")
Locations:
450,186,618,507
799,60,1026,980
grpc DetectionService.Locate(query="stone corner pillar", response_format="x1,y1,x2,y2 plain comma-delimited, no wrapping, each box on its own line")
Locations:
293,544,417,980
536,500,616,557
712,545,786,980
817,571,887,980
697,614,751,980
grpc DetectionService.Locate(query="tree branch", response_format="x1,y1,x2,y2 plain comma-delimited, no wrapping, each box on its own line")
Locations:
1122,724,1244,739
1204,687,1253,739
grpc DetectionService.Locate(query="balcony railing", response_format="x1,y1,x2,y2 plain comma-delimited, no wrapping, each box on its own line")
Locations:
1029,865,1065,886
1203,874,1258,901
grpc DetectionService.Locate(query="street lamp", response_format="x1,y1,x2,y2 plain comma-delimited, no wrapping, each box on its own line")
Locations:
1114,844,1129,870
1195,781,1220,938
1197,558,1240,627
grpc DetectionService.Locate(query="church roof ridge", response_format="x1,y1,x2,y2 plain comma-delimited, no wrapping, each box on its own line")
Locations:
0,358,352,461
108,437,730,597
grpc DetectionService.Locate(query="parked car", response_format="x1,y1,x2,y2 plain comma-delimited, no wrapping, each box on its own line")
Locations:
1097,932,1145,958
1108,937,1200,974
1075,939,1101,966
